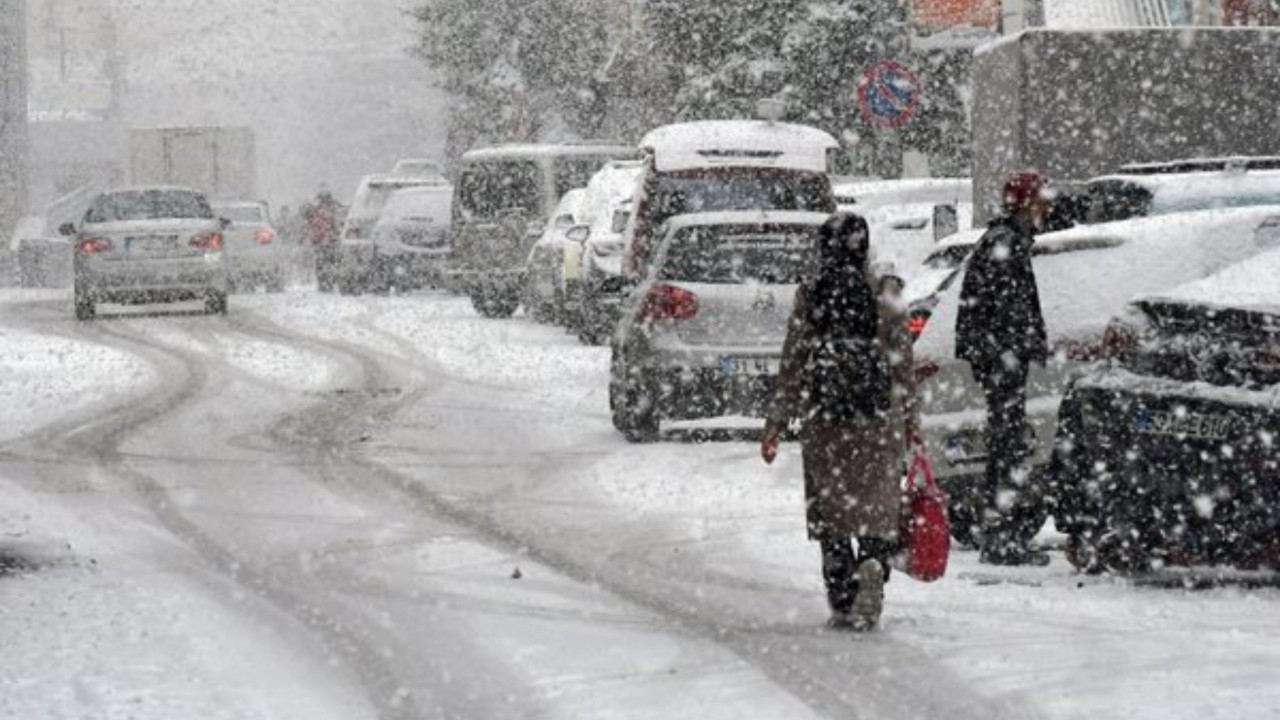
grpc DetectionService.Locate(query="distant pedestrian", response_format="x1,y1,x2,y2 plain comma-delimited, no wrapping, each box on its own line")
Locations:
761,213,919,632
956,171,1052,566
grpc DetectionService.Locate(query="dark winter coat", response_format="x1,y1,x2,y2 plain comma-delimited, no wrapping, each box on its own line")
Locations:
766,280,919,541
955,217,1049,370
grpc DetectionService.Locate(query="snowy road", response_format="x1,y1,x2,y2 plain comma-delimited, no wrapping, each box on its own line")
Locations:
2,290,1279,720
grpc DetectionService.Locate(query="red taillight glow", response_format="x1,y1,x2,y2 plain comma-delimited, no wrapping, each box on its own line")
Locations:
639,284,699,323
1101,318,1139,360
77,237,113,254
190,232,224,252
255,227,276,245
906,312,929,339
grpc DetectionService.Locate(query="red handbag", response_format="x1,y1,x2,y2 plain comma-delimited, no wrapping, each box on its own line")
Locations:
899,444,951,582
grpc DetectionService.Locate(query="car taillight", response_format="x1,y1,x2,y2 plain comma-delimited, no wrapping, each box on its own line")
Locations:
77,237,113,254
639,283,699,323
190,232,224,251
255,227,276,244
1101,317,1139,360
906,310,930,339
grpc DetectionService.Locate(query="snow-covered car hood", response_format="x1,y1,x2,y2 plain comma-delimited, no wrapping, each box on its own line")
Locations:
1147,242,1280,315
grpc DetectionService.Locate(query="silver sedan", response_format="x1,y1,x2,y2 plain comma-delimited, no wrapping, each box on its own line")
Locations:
64,187,230,320
609,210,829,441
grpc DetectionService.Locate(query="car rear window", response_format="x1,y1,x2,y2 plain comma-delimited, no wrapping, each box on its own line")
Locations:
658,224,819,284
215,205,266,223
86,190,214,222
651,169,834,230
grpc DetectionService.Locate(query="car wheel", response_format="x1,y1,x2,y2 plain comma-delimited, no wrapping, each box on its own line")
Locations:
205,289,229,315
613,361,659,443
266,271,286,293
73,285,95,321
470,286,519,319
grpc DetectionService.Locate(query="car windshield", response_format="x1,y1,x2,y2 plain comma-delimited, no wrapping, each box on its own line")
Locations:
85,190,213,222
658,224,818,284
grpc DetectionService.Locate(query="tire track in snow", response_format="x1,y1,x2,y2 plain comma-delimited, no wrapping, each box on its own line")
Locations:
234,304,1047,720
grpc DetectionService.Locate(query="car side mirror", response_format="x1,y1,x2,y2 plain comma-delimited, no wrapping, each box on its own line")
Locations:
566,225,591,244
58,222,77,237
932,204,959,243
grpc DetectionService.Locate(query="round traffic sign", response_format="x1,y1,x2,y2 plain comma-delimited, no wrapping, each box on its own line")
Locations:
857,60,923,130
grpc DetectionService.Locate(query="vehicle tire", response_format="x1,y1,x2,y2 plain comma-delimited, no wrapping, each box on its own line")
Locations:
943,473,1048,551
205,289,229,315
266,270,286,294
470,287,520,319
73,285,95,321
612,360,660,443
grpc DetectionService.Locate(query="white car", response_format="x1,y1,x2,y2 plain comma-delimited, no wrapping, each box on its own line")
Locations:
212,201,285,293
332,173,451,294
369,185,454,292
834,178,975,280
524,187,588,322
569,160,645,342
905,206,1280,546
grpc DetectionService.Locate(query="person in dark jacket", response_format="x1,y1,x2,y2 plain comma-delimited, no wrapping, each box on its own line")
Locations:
956,171,1052,566
762,214,919,631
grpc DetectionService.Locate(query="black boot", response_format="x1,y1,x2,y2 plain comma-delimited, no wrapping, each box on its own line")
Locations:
820,537,859,629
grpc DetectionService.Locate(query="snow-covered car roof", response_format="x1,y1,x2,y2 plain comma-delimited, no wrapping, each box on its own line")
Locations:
661,210,832,232
1148,243,1280,315
581,163,644,226
909,206,1280,362
639,121,838,173
832,178,971,209
460,143,636,163
358,173,450,188
1088,169,1280,214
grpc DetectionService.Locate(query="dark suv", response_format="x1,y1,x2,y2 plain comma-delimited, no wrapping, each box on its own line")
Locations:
1050,250,1280,571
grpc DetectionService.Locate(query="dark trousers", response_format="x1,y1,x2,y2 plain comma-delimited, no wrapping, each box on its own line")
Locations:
820,536,894,614
974,358,1035,552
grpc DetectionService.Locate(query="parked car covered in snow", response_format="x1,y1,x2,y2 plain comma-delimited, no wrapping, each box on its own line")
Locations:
1084,167,1280,225
64,186,230,320
368,184,454,292
609,211,829,442
524,187,588,322
566,160,645,343
212,201,284,293
905,206,1280,546
331,172,450,295
833,177,974,279
1050,246,1280,572
448,143,638,318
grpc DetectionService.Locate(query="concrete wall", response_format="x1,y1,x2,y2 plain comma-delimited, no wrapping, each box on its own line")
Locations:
972,28,1280,222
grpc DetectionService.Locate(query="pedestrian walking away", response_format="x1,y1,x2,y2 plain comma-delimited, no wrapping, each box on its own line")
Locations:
761,213,920,632
955,170,1053,567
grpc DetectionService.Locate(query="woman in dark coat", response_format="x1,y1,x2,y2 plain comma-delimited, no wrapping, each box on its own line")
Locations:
761,213,919,631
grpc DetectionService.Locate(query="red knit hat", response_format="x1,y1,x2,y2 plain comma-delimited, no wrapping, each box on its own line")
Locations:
1003,171,1050,211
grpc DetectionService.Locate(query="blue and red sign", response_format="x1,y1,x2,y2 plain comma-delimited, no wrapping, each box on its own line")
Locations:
857,60,923,130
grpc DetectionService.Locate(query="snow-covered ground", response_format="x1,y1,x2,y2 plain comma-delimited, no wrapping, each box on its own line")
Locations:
2,288,1279,719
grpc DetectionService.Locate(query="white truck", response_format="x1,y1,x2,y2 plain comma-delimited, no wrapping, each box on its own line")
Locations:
128,126,258,202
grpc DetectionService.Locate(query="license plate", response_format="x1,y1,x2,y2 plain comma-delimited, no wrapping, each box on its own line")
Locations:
126,236,175,253
722,357,780,377
1135,408,1236,440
